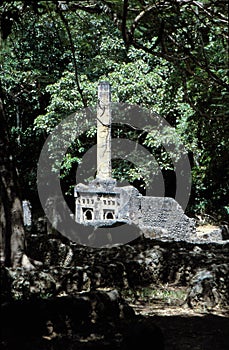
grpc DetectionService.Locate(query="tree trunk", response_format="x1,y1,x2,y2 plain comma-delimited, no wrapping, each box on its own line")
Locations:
0,97,33,269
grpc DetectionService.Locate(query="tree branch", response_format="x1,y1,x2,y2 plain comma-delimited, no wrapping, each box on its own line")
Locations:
167,34,229,89
129,4,154,39
55,3,88,108
193,0,229,24
122,0,129,47
64,1,103,15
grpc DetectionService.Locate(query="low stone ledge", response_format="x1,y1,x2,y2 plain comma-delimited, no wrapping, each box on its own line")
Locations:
1,289,158,350
1,234,229,308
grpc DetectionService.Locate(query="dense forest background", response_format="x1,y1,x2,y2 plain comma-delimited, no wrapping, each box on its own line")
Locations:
1,0,229,223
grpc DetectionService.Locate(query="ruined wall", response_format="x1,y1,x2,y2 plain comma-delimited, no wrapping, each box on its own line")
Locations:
130,196,196,241
2,234,228,307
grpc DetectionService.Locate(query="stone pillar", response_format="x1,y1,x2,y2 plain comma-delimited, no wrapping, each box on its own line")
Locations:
22,200,32,227
96,81,112,180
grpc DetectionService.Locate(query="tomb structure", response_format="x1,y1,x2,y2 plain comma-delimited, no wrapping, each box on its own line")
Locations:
74,82,139,227
74,82,195,240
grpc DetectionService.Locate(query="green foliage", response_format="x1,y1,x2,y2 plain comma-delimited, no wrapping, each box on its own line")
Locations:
1,0,228,218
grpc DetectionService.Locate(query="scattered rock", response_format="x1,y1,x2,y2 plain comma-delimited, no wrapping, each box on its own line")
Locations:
1,231,228,349
185,263,229,309
0,290,142,350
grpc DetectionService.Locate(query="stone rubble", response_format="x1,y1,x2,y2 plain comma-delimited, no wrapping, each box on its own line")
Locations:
1,232,228,307
1,225,228,349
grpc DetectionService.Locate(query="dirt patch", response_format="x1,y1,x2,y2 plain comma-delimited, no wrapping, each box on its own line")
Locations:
130,293,229,350
152,312,229,350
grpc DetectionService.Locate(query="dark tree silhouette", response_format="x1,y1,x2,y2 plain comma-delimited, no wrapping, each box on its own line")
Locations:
0,96,34,268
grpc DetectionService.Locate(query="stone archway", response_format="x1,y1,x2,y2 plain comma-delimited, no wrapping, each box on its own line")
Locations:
83,209,93,221
104,210,115,220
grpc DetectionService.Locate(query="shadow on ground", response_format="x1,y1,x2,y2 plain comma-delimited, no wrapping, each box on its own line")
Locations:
150,313,229,350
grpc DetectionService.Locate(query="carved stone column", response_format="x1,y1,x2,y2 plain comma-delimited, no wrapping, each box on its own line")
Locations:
96,81,112,180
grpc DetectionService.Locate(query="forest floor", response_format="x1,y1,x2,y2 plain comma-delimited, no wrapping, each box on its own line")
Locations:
127,286,229,350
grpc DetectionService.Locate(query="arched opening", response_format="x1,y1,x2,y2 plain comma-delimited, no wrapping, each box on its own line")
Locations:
83,209,93,221
104,210,115,220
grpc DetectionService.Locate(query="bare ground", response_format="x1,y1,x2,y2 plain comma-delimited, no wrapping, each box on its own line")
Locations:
129,287,229,350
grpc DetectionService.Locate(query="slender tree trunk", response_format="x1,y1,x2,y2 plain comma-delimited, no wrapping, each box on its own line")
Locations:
0,97,33,268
